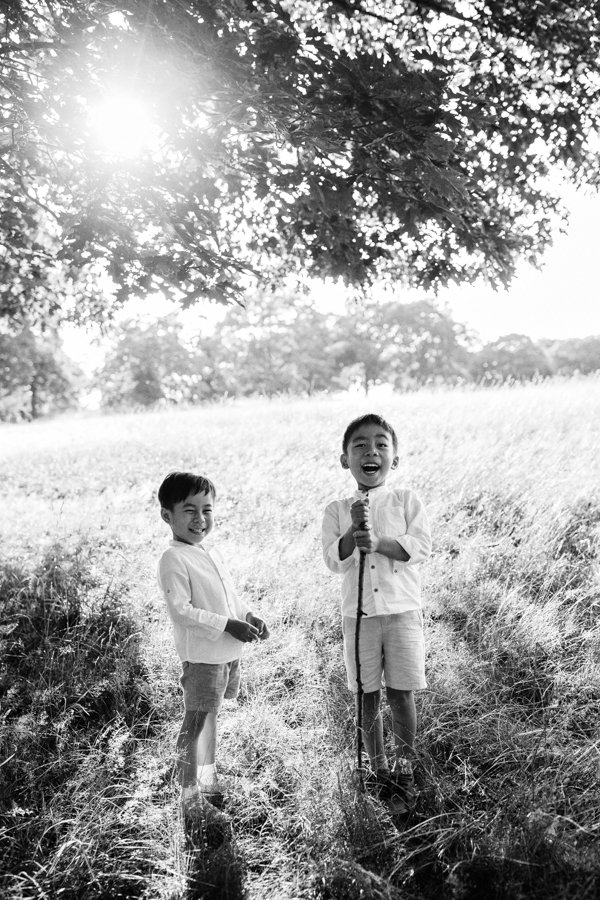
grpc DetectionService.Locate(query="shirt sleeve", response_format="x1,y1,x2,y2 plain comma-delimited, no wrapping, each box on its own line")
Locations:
395,490,432,564
157,553,228,639
322,501,356,574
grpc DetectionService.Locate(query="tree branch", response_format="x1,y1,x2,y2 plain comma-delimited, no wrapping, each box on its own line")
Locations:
0,158,62,223
329,0,475,27
329,0,402,27
409,0,475,25
0,40,68,56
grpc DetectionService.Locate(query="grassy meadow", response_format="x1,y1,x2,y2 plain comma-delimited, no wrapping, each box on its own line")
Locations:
1,378,599,899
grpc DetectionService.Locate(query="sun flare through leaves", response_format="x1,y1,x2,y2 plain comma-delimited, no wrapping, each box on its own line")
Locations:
88,92,158,159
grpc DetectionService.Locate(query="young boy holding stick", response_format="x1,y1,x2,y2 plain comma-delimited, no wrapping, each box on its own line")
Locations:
321,414,431,813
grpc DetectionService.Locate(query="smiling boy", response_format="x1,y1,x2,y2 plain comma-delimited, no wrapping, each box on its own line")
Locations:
157,471,269,810
322,414,431,814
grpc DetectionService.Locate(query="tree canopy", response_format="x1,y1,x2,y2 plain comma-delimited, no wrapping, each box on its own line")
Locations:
2,1,600,324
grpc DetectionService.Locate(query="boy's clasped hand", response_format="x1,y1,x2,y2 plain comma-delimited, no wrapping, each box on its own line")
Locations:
225,614,269,643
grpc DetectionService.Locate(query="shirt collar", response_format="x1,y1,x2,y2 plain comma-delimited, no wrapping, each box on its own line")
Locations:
352,482,389,500
169,539,209,551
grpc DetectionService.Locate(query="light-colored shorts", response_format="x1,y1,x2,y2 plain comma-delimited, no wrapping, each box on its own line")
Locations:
180,659,241,713
342,611,426,693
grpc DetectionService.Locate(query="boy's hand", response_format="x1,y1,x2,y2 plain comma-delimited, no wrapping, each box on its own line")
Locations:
353,529,380,554
225,617,260,642
350,498,370,529
351,497,374,552
246,612,270,640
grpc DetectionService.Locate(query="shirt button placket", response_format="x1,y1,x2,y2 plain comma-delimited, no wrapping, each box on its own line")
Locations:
370,561,380,613
371,505,380,612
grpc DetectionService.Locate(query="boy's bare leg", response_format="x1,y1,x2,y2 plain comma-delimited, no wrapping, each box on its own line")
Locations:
177,710,232,833
177,710,208,787
359,690,388,772
196,712,222,795
386,688,416,762
197,712,217,768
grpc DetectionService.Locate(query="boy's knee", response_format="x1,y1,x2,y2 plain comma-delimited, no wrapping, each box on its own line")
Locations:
361,689,381,703
386,687,413,705
182,709,207,733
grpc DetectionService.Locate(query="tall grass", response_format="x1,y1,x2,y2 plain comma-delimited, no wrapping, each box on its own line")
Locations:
1,377,599,898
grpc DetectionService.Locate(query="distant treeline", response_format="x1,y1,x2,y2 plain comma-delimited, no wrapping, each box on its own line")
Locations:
1,295,599,419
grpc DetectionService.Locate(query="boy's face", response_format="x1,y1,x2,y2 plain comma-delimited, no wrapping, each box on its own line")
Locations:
341,423,399,491
161,490,214,545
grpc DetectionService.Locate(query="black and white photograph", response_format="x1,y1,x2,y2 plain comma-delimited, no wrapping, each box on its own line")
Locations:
1,3,599,898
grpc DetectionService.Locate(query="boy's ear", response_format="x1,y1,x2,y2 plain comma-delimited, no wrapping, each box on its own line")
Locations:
391,455,399,469
160,508,172,525
340,453,349,469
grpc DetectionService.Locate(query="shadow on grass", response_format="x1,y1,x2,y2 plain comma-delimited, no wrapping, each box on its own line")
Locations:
182,806,246,900
0,545,172,897
185,841,246,900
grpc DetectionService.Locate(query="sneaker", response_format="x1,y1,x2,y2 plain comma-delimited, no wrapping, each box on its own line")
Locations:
370,768,391,796
181,783,202,808
354,768,393,800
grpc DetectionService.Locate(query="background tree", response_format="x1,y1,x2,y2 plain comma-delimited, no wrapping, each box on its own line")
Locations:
0,325,80,419
331,299,471,394
470,333,554,384
1,1,600,325
542,336,600,376
219,289,337,396
182,333,234,402
382,301,472,388
84,300,599,410
95,316,197,408
328,303,391,396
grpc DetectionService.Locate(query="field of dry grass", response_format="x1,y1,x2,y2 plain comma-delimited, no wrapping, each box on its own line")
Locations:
1,378,599,899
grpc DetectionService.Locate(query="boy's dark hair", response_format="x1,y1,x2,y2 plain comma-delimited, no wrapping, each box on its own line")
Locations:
342,414,398,453
158,472,216,510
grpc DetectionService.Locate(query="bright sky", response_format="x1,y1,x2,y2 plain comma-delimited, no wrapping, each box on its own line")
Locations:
438,187,600,344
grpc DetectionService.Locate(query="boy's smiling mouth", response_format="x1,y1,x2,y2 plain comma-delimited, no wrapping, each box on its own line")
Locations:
362,463,380,474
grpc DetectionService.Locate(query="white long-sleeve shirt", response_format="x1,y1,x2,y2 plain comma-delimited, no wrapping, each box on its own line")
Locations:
157,540,251,663
322,483,431,618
